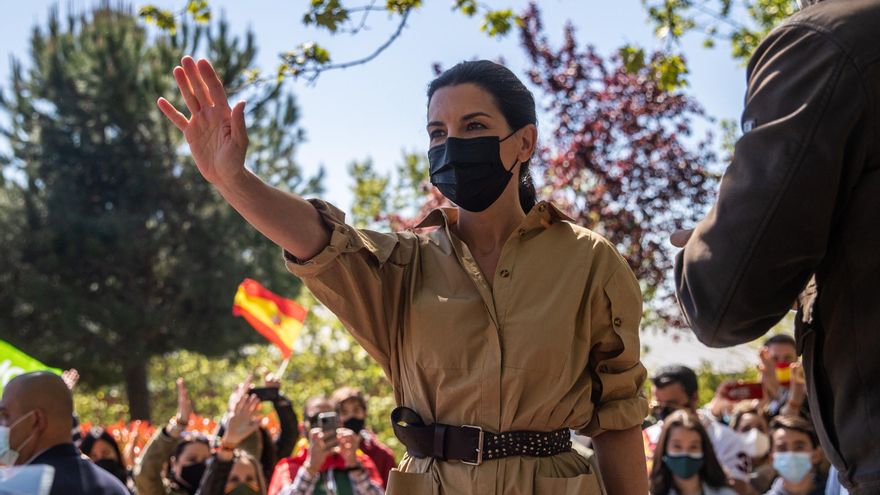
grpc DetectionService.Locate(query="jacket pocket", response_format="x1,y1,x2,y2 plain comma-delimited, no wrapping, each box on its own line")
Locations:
534,473,602,494
385,469,438,495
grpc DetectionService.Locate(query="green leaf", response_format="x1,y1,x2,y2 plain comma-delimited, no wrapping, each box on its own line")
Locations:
653,54,689,92
619,45,647,73
386,0,422,15
138,5,177,33
302,0,350,33
186,0,211,24
480,9,514,37
452,0,478,16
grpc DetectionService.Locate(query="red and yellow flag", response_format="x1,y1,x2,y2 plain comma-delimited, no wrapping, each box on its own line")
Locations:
232,279,307,358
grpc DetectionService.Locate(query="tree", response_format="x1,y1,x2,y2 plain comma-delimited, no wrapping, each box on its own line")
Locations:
519,4,720,325
0,4,320,420
139,0,521,84
641,0,795,62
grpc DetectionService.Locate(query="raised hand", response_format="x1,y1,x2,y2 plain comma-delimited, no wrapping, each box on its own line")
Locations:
157,56,248,188
222,392,261,448
176,377,193,425
61,369,80,391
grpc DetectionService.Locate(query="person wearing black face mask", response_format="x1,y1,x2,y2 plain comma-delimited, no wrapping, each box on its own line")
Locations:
331,387,395,488
80,428,132,492
134,378,211,495
159,55,649,494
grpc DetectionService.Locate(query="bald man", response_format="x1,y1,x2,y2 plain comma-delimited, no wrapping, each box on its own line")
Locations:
0,372,128,495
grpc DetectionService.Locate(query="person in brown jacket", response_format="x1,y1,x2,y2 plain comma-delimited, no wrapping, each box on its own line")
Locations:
674,1,880,493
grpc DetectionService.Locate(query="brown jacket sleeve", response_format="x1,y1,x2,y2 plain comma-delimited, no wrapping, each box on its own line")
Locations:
134,428,178,495
284,199,417,378
675,22,872,346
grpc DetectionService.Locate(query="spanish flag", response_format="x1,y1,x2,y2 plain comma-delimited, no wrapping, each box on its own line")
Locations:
232,279,307,358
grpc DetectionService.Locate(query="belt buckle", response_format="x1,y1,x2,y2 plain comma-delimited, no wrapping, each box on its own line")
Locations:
460,425,484,466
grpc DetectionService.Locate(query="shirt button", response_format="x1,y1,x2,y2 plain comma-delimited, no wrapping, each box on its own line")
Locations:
518,228,526,236
500,269,510,278
613,317,623,327
537,204,546,212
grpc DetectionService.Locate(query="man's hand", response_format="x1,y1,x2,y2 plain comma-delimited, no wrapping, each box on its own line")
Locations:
304,428,332,475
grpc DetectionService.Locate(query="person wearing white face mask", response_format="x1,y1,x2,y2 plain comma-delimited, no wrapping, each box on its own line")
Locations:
765,416,826,495
731,405,776,494
0,371,128,495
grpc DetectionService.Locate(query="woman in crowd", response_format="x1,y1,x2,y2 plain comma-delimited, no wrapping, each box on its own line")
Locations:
196,390,267,495
134,379,212,495
80,427,132,491
158,52,648,495
650,410,737,495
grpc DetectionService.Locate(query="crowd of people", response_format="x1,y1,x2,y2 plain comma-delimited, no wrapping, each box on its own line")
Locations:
0,332,844,495
641,334,836,495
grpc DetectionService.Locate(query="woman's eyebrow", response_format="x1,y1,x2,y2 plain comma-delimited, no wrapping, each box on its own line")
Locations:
427,111,494,128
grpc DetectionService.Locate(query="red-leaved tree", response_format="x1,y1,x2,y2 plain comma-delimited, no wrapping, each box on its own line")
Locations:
521,3,719,325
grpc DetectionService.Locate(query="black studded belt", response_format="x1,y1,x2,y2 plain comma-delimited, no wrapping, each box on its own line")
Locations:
391,406,572,466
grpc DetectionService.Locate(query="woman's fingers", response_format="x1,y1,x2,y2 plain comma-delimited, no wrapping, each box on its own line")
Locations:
157,98,188,131
197,59,229,110
181,56,213,109
173,66,200,115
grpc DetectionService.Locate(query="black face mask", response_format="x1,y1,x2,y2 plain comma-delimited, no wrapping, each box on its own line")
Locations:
343,417,366,433
428,130,519,213
95,458,128,485
176,461,207,494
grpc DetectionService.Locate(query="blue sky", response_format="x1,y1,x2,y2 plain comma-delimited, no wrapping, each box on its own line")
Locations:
1,1,761,371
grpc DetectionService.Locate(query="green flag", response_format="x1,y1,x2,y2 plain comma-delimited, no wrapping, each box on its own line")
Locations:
0,340,61,396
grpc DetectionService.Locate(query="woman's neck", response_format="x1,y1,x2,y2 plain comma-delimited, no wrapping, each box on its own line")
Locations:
673,475,703,495
782,474,815,495
455,202,525,257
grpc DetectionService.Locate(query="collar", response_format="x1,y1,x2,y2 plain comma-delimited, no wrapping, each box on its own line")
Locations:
414,201,575,235
27,443,79,465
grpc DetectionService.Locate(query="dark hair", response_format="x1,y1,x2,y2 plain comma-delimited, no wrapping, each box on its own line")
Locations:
650,410,729,495
427,60,538,214
770,415,819,449
652,365,699,398
166,432,211,487
80,428,123,463
729,403,769,434
302,396,331,426
763,334,797,349
332,386,368,412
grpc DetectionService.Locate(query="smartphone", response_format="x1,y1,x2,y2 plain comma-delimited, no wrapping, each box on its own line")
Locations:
249,387,280,402
317,412,338,447
775,362,792,386
723,382,764,401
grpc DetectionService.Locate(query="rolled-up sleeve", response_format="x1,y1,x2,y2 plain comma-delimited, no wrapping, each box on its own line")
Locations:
581,261,649,437
284,199,416,376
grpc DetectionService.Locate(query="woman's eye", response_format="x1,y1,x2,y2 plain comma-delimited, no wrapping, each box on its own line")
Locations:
429,129,445,139
466,122,487,131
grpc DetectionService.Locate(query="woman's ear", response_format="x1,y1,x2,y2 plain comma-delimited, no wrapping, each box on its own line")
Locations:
516,124,538,163
812,446,823,466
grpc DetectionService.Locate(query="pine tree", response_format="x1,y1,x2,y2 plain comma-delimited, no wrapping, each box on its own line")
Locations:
0,4,321,420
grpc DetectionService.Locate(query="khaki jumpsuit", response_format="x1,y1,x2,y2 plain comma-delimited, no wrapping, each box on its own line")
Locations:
285,200,648,494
